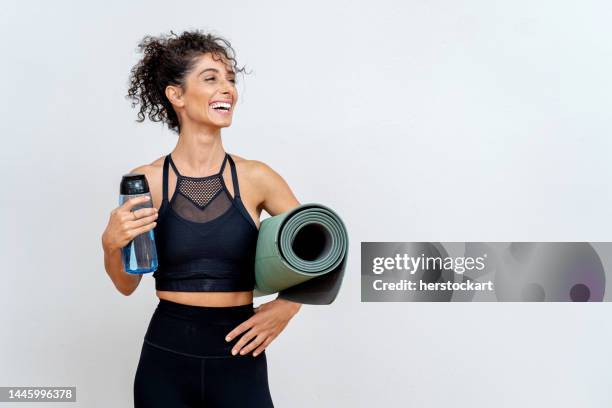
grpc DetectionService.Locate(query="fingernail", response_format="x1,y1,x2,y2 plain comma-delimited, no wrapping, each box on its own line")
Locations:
232,349,237,355
240,350,245,355
225,336,231,342
253,352,258,357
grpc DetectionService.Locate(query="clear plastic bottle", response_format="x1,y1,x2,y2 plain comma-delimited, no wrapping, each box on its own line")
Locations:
119,174,158,274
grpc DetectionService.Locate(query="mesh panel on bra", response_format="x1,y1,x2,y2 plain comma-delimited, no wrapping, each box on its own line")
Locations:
166,153,233,224
171,177,232,223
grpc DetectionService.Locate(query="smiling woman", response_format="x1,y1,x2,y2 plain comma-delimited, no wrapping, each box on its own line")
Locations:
101,29,304,407
126,29,249,135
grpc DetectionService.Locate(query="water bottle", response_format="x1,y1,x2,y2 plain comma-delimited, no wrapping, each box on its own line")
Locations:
119,174,158,274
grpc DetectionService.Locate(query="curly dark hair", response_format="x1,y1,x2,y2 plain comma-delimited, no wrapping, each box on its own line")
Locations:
126,29,250,134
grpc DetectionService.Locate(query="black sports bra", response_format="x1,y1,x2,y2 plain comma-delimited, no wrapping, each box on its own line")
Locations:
152,152,259,292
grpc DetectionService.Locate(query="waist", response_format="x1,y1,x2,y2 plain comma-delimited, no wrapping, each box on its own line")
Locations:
144,298,256,358
156,290,253,307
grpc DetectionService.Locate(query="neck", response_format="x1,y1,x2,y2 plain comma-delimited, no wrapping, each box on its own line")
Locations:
171,124,226,175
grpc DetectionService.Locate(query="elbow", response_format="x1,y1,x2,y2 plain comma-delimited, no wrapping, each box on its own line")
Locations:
113,273,141,296
117,283,137,296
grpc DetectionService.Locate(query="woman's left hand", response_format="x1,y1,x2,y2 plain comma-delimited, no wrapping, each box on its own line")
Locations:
225,298,301,357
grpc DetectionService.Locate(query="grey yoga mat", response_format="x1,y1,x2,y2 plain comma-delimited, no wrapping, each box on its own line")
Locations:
253,203,349,305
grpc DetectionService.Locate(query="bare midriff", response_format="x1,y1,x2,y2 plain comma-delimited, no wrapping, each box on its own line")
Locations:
156,290,254,307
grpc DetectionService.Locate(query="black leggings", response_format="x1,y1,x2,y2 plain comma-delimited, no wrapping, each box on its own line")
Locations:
133,298,274,407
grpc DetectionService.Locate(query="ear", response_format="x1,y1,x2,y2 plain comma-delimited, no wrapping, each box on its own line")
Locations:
165,84,185,108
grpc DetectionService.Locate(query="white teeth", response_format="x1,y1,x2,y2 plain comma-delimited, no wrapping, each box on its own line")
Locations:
210,102,231,110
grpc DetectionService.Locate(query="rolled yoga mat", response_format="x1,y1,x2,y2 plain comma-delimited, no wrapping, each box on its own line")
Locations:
253,203,349,305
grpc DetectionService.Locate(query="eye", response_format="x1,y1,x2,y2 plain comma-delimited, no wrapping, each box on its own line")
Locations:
205,77,215,81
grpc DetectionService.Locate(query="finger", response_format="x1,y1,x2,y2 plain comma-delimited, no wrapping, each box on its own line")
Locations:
126,212,158,227
225,319,255,342
232,328,258,355
122,195,151,212
239,333,267,356
128,220,157,238
132,206,158,219
231,328,259,355
253,337,273,357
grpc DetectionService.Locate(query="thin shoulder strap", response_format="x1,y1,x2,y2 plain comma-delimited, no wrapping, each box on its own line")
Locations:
162,155,170,202
167,154,182,178
218,153,229,176
227,154,241,198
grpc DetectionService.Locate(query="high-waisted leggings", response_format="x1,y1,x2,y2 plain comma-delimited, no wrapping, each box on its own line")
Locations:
133,298,275,407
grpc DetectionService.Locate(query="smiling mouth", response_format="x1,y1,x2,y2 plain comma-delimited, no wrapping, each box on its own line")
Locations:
209,101,232,114
210,108,232,118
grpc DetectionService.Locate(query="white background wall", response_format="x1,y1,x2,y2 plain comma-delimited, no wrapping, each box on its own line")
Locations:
1,0,611,407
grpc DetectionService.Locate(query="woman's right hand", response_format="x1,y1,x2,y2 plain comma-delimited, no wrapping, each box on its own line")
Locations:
101,196,159,252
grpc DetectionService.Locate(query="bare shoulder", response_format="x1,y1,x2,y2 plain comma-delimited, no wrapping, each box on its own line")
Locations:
229,153,300,216
228,153,282,186
130,155,165,174
129,155,166,209
128,158,163,184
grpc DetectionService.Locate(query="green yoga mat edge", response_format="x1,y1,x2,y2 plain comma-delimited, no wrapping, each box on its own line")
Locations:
255,202,347,292
253,202,349,305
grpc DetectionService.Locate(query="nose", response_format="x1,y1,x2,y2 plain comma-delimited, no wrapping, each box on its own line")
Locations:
218,85,232,97
222,79,233,93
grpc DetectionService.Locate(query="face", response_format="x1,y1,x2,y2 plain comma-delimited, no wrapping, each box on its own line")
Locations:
166,52,238,130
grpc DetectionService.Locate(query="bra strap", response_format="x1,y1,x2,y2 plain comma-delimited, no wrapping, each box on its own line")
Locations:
167,154,182,178
219,153,229,176
162,155,170,202
227,154,241,198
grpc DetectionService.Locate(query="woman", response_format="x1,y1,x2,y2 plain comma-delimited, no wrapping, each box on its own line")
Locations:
101,29,301,407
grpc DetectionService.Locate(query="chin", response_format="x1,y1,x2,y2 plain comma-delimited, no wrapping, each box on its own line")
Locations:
203,116,232,128
212,121,232,129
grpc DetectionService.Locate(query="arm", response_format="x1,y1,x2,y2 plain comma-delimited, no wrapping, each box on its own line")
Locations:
256,160,301,218
102,242,142,296
253,160,302,313
101,165,153,296
256,161,347,305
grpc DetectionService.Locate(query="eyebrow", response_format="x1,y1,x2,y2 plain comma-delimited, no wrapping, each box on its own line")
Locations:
199,68,236,76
